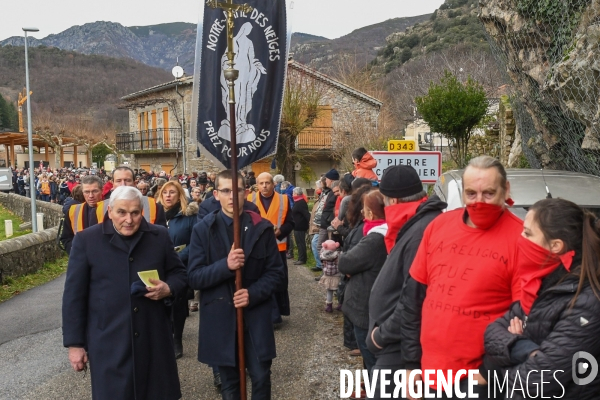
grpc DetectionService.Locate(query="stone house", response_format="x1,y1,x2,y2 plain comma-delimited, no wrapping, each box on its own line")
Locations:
118,60,383,188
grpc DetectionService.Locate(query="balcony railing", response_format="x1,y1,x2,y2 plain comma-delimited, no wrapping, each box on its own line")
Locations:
116,128,182,152
296,129,333,150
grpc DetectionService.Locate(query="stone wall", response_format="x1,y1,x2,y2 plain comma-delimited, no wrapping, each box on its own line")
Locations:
0,193,64,229
0,227,62,278
0,193,64,279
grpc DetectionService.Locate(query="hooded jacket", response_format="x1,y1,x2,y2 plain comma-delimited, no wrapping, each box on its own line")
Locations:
352,152,378,181
483,266,600,399
366,195,446,363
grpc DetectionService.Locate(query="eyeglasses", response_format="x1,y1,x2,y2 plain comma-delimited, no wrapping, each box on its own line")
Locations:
216,188,245,196
83,190,101,196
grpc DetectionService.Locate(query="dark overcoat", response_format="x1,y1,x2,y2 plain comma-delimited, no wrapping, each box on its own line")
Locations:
187,210,285,367
62,218,187,400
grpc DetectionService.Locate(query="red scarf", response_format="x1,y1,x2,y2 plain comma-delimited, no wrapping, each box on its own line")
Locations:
293,195,307,203
384,197,427,253
363,219,386,236
517,235,575,315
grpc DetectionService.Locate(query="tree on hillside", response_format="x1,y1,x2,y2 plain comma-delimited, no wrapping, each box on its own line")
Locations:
0,94,18,131
275,70,322,185
415,70,487,168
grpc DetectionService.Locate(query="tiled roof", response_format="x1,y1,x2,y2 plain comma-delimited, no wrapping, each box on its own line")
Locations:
287,60,382,108
121,76,194,101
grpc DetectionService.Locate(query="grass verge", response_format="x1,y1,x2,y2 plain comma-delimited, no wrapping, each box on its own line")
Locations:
0,256,68,303
0,204,31,240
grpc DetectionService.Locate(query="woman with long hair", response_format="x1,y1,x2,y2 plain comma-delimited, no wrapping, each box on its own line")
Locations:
484,198,600,398
157,181,198,359
338,189,388,376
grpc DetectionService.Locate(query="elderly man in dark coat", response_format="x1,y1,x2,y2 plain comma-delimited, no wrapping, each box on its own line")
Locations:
187,170,285,400
62,186,187,400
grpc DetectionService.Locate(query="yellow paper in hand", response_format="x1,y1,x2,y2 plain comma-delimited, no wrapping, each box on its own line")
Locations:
138,270,159,287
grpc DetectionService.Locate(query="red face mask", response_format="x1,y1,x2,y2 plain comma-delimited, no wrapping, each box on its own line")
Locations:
517,235,575,315
466,202,504,230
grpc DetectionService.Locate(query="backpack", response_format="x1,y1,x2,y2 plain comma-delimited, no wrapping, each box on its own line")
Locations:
41,181,50,195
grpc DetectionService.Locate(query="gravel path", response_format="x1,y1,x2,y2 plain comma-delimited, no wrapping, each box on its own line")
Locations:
0,260,362,399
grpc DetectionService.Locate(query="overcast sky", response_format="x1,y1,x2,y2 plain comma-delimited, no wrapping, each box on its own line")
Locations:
2,0,444,41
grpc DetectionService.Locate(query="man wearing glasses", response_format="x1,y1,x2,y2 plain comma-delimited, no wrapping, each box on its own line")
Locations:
188,169,285,400
60,175,104,254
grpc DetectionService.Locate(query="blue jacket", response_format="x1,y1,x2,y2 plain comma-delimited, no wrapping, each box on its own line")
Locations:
187,210,285,367
165,202,198,267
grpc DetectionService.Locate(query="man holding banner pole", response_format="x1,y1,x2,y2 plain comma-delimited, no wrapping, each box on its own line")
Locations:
190,0,291,398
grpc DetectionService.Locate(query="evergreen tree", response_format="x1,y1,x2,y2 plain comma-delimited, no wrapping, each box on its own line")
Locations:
0,94,18,131
415,70,488,168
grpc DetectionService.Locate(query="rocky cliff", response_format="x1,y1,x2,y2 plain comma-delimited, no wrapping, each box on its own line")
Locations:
480,0,600,174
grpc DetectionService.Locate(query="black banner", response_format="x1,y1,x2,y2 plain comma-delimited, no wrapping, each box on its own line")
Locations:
195,0,288,169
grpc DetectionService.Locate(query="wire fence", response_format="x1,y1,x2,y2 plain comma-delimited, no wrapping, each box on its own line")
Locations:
481,0,600,175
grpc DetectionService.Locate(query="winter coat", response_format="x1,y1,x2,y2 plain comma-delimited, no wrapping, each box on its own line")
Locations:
165,202,198,267
483,266,600,399
352,152,378,181
187,210,286,367
291,198,310,231
320,249,340,276
339,224,388,330
319,188,337,229
366,195,446,363
62,218,187,400
49,181,58,197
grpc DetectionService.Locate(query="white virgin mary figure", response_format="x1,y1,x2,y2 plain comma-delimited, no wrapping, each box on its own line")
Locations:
217,22,267,144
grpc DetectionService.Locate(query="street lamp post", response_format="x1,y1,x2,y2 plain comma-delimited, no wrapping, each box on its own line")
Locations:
23,27,39,232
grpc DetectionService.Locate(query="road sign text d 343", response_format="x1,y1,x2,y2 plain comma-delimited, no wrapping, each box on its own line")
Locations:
387,140,416,152
370,151,442,184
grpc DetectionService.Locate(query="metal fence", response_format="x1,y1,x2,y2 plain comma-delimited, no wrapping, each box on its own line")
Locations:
116,128,182,152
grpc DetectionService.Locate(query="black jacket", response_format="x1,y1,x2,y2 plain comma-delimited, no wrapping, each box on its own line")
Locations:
483,266,600,399
319,188,336,229
62,218,186,400
338,225,387,329
291,198,310,231
367,196,446,363
187,210,285,367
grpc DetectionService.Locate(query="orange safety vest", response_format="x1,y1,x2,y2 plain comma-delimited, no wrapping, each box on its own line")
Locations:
248,191,289,252
69,196,158,235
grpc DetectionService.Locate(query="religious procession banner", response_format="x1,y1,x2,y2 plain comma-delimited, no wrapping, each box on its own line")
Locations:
191,0,292,170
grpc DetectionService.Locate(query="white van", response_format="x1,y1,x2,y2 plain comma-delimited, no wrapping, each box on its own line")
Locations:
0,168,14,193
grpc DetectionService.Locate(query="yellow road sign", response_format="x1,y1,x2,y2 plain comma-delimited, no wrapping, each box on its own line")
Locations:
387,140,416,152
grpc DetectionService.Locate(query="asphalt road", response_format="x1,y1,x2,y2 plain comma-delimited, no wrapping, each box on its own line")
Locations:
0,261,362,399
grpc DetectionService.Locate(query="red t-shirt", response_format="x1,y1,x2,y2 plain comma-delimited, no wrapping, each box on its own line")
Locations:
410,208,522,380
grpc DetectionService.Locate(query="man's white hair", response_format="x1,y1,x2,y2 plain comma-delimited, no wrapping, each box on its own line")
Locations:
293,187,303,196
273,174,285,184
109,186,143,209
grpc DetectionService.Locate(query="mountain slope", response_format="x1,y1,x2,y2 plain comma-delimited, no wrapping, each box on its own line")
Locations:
373,0,490,73
0,45,172,128
1,16,432,75
0,21,197,74
291,14,432,73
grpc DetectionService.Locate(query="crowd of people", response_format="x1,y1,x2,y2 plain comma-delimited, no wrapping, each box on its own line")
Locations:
8,147,600,399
